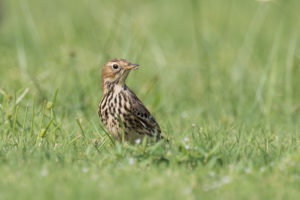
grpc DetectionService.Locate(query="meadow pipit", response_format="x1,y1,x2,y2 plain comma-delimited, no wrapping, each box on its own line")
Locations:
98,59,163,143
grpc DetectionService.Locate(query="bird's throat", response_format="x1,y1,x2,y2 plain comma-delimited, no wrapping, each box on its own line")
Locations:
102,71,129,95
102,81,127,96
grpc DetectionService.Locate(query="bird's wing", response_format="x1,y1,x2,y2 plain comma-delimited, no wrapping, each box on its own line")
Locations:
127,89,162,139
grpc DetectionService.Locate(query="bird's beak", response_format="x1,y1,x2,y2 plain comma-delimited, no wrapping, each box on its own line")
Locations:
124,63,139,70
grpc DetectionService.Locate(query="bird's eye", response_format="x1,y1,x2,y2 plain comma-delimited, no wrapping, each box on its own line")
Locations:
112,64,119,69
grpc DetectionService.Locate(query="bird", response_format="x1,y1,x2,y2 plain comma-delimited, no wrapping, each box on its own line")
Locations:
98,58,164,143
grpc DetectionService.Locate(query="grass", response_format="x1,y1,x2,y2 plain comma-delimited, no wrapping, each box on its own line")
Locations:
0,0,300,199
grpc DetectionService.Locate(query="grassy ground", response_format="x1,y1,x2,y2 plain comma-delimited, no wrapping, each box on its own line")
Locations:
1,0,300,199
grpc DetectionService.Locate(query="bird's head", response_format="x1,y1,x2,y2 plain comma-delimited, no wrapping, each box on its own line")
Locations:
101,58,139,92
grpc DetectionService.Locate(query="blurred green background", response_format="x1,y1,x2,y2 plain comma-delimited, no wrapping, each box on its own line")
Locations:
0,0,300,199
